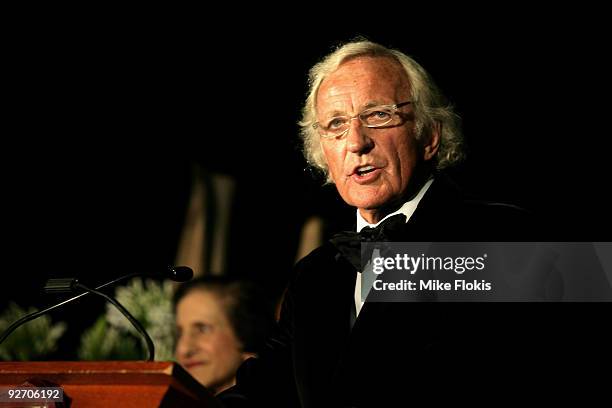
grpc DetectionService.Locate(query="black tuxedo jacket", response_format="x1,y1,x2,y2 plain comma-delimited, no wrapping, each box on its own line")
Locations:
220,176,612,407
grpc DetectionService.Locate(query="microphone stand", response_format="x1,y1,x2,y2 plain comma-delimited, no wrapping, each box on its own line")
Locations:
75,282,155,361
0,273,141,347
0,267,193,358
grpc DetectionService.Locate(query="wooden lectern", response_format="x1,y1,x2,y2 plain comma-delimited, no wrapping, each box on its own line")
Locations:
0,361,221,407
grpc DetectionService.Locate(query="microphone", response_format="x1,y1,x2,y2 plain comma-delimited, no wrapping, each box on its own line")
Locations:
0,266,194,359
74,281,156,361
166,266,194,282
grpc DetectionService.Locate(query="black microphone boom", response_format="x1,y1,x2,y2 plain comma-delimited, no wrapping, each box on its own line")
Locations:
75,281,155,361
0,266,194,353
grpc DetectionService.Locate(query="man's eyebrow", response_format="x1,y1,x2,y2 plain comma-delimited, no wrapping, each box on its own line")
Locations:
363,100,386,109
325,109,347,117
323,101,385,117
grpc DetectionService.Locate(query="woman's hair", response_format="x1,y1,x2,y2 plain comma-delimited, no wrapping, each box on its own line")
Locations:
299,39,465,182
173,276,276,353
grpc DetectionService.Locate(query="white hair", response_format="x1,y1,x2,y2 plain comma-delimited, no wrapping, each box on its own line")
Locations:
299,40,465,182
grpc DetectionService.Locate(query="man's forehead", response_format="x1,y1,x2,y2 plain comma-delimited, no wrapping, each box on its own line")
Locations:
327,56,406,83
316,57,410,112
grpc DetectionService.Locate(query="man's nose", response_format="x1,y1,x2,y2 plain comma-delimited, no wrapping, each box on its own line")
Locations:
346,118,374,154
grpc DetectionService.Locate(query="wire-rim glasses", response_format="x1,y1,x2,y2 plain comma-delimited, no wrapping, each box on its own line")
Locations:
313,101,412,139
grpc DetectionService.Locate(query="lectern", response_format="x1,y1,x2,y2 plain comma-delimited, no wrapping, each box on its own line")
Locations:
0,361,221,407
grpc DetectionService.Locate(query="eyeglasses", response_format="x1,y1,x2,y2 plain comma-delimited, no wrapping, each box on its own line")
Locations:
313,101,412,139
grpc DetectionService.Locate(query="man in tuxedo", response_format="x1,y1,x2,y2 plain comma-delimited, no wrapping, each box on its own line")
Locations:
219,40,611,407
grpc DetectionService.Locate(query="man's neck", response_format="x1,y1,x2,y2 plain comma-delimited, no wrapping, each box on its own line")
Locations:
357,170,434,225
357,177,435,230
359,207,395,225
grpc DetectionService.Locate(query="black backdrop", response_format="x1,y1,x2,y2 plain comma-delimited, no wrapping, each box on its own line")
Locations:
2,14,611,357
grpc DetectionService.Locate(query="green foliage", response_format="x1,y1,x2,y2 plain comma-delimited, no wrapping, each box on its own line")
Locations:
77,315,140,360
0,278,175,362
78,278,175,361
0,302,66,361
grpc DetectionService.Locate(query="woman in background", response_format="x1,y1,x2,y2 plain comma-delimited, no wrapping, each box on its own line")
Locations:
174,276,276,395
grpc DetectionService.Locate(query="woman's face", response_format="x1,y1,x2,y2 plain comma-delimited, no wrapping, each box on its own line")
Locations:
175,289,251,394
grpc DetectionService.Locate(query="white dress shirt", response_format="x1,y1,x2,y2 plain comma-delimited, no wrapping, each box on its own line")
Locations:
354,178,434,317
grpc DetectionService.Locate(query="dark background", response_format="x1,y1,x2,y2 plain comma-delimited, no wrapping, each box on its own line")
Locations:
1,12,610,357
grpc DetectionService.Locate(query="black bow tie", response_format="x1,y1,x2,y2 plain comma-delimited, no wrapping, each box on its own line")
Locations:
329,214,407,272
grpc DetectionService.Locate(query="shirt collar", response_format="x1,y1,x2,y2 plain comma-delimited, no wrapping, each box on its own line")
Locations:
356,178,434,232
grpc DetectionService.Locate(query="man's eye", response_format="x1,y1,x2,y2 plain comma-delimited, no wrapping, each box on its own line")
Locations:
365,110,391,122
327,118,346,129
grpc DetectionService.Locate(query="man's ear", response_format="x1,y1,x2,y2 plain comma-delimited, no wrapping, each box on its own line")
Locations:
423,121,441,161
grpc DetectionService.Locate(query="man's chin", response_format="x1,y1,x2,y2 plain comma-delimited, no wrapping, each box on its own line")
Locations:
348,194,408,223
341,185,385,205
353,198,394,218
345,189,393,209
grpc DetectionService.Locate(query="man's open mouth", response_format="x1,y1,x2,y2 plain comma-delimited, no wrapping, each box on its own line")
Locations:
356,165,376,176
